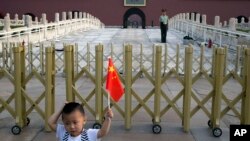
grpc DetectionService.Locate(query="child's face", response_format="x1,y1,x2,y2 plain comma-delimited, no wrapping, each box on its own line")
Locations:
62,110,86,137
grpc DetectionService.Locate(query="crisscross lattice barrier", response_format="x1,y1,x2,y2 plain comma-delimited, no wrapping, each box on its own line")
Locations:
1,43,250,136
0,45,55,134
63,44,250,136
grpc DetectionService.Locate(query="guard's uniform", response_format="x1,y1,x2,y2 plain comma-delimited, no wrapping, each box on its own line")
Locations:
159,15,168,43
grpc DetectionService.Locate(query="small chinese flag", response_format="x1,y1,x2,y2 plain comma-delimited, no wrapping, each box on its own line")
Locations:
106,58,124,102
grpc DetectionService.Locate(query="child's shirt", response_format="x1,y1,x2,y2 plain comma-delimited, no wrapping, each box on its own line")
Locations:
56,124,101,141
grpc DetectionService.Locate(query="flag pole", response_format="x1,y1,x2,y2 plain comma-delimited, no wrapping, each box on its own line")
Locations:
108,91,110,109
107,56,111,109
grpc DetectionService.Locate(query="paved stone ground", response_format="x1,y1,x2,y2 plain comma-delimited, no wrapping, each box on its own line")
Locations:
0,28,241,141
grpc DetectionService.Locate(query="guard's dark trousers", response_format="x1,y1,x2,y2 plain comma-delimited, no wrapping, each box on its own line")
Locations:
160,22,168,43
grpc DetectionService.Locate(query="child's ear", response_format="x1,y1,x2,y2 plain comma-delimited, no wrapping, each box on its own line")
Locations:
84,116,87,121
83,116,87,124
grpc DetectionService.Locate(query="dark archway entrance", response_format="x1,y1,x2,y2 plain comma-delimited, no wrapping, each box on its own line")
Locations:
236,15,249,23
0,12,4,19
123,8,146,29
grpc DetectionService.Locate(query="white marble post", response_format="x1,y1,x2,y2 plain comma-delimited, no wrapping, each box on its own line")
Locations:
74,12,78,19
177,14,180,20
223,21,227,27
241,17,245,23
3,15,11,31
180,13,183,20
68,11,72,20
196,13,200,23
34,17,38,25
22,15,25,20
83,12,86,18
191,13,195,21
183,13,186,20
6,13,10,18
14,14,18,20
186,13,190,20
235,18,238,27
24,15,28,26
14,14,19,25
229,18,236,30
28,16,33,27
202,14,206,25
42,13,47,24
26,15,32,27
214,16,220,27
79,12,83,19
178,13,182,20
219,22,222,28
55,13,60,22
62,12,66,21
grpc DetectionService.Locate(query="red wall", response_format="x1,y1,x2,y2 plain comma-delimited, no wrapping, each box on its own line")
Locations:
1,0,250,26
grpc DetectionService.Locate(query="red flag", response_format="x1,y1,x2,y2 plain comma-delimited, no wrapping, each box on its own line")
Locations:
106,58,124,102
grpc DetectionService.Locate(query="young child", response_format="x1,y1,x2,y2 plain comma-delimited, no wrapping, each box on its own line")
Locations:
48,102,113,141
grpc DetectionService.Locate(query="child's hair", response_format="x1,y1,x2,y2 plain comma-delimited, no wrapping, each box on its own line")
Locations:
62,102,85,119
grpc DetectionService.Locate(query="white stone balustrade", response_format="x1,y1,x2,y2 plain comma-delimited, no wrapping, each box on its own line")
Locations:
202,15,206,25
191,13,195,21
223,21,227,27
62,12,67,21
169,13,250,48
229,18,236,30
196,13,200,23
214,16,220,27
0,11,104,50
68,11,72,20
55,13,60,23
241,17,245,23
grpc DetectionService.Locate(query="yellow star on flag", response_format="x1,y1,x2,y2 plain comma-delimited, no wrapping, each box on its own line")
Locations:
109,66,115,72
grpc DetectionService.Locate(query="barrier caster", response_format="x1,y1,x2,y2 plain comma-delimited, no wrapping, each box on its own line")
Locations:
93,123,102,129
11,125,21,135
152,124,162,134
26,117,30,126
212,128,222,137
207,120,212,128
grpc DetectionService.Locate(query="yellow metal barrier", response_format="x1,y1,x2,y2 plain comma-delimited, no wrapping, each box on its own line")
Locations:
125,45,132,129
1,43,250,137
241,48,250,124
13,46,26,129
183,46,193,132
95,44,103,124
1,45,56,134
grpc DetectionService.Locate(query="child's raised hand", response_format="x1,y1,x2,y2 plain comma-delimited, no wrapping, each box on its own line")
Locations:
105,108,113,119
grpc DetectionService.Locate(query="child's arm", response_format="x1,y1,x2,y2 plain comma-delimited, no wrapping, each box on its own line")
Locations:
97,108,113,138
48,104,65,131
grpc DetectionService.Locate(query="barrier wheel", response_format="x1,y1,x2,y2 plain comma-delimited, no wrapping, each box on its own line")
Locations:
152,124,162,134
11,125,21,135
26,117,30,126
207,120,212,128
93,123,102,129
212,128,222,137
